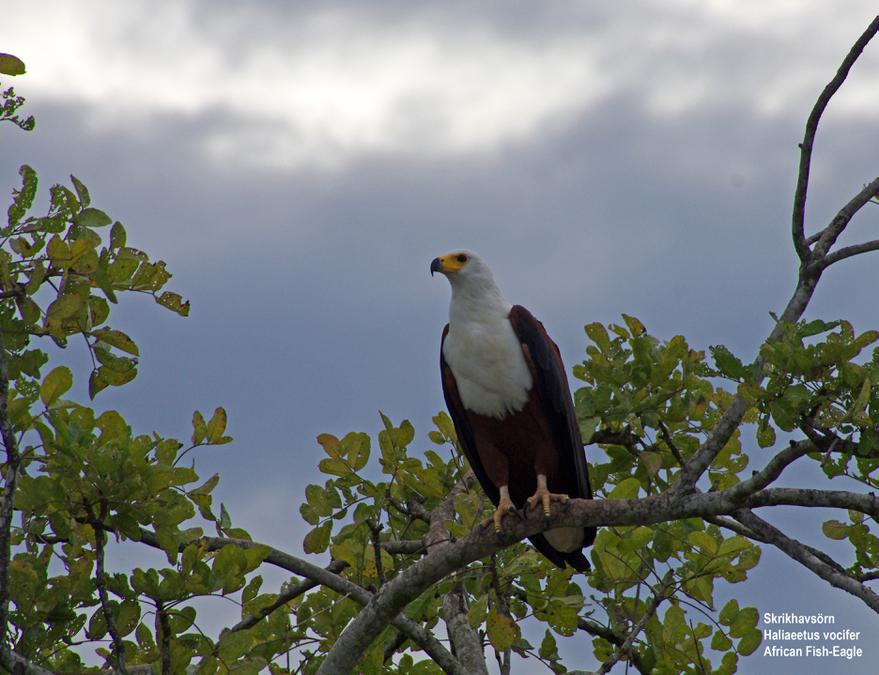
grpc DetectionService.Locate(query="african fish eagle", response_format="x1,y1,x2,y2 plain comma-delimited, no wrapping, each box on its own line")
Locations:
431,250,596,572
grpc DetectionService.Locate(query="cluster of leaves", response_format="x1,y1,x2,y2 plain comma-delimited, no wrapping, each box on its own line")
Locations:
0,53,35,131
1,168,283,672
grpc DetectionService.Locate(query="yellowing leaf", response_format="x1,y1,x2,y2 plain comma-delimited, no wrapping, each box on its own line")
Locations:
40,366,72,405
205,407,227,443
93,328,139,356
486,608,518,651
0,53,26,76
192,410,207,444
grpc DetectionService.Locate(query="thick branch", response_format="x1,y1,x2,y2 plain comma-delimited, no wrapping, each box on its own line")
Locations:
428,476,487,674
791,15,879,260
0,648,55,675
747,487,879,518
734,509,879,612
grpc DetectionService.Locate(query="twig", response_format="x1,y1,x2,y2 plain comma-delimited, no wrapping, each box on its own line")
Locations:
226,560,348,634
597,571,675,674
93,521,128,674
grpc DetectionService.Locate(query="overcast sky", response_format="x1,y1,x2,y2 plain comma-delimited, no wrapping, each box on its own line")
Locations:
4,2,879,673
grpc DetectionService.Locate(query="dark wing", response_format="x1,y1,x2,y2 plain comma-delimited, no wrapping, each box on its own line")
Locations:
509,305,596,551
440,324,500,504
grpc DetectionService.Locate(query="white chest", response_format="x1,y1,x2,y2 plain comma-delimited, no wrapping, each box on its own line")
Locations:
443,316,533,419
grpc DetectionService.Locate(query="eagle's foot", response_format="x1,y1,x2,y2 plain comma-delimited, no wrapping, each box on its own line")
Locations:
493,494,516,533
527,479,569,518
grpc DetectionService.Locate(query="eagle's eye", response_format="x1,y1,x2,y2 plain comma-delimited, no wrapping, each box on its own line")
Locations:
457,254,468,263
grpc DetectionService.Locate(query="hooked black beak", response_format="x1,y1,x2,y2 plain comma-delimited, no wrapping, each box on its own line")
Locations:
430,257,442,276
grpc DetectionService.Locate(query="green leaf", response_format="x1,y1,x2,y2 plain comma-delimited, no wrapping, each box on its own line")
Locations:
622,313,646,336
93,328,140,355
75,207,112,228
584,322,611,352
115,601,140,637
737,628,762,656
70,175,90,207
486,608,518,651
0,53,26,76
608,477,641,500
218,631,252,661
711,345,747,379
822,519,849,540
40,366,73,405
303,522,332,554
8,165,37,225
110,222,127,249
46,293,82,320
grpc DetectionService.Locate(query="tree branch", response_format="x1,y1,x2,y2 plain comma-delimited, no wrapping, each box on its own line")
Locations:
428,475,487,675
813,176,879,261
577,618,651,675
820,230,879,268
597,571,675,675
0,341,21,643
124,532,466,675
226,560,348,634
747,487,879,518
0,648,55,675
733,509,879,612
93,522,128,675
727,440,816,499
791,15,879,260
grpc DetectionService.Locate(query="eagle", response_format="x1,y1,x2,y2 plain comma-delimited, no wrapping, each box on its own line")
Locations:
432,250,596,572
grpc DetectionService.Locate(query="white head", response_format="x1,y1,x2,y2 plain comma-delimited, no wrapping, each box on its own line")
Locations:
430,249,511,318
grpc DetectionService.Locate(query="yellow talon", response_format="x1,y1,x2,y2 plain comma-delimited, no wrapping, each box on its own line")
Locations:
527,475,569,517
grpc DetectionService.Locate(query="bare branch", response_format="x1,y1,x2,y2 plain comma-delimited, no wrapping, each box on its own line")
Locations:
734,509,879,613
791,15,879,260
821,231,879,268
747,487,879,519
813,176,879,261
727,440,816,499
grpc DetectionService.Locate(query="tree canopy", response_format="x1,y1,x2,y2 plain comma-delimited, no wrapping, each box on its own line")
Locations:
2,16,879,675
